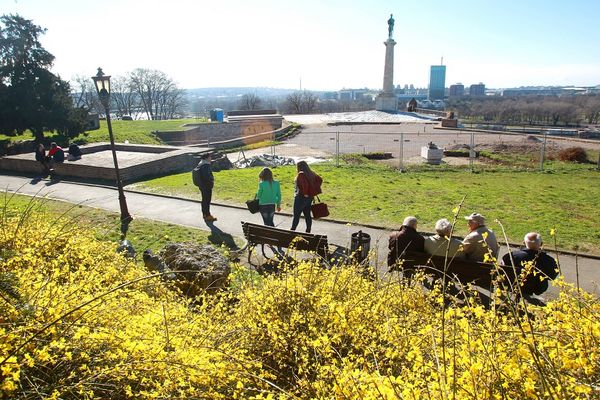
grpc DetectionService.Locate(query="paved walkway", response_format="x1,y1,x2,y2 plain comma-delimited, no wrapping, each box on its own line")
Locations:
1,173,598,298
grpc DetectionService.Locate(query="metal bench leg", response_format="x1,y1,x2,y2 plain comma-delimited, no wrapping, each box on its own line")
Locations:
261,244,268,259
247,244,255,265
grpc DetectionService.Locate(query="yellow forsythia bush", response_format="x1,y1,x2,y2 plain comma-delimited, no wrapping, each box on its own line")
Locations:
1,210,599,399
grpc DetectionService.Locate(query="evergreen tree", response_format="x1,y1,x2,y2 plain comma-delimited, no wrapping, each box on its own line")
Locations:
0,14,87,141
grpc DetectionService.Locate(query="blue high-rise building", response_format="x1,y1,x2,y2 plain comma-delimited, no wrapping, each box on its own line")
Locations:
429,65,446,100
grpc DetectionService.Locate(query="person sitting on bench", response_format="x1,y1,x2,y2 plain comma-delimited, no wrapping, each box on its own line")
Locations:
388,216,425,268
68,142,82,161
501,232,559,296
47,142,65,165
462,212,499,262
424,218,464,258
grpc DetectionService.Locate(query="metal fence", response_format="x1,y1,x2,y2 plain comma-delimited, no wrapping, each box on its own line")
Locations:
283,125,600,172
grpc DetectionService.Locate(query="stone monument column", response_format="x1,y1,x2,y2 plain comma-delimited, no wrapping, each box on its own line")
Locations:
375,15,398,112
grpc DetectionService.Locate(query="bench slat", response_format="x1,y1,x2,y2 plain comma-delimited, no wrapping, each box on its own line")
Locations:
242,222,329,257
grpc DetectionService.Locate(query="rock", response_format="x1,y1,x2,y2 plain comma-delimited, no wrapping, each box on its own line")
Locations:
143,249,177,281
158,242,230,297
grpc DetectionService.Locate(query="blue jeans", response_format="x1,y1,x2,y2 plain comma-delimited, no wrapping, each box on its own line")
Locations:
291,196,313,233
259,204,275,227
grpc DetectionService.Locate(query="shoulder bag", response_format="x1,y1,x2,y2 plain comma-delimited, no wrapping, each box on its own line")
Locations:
311,195,329,219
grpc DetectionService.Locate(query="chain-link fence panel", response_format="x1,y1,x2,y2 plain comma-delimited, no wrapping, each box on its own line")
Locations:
286,124,600,172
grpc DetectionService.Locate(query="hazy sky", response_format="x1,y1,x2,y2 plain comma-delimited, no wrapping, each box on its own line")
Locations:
3,0,600,90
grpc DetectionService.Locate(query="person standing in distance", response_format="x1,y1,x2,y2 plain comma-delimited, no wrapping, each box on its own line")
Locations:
196,153,216,222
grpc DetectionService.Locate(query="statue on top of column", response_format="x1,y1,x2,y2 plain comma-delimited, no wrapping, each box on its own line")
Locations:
387,14,394,39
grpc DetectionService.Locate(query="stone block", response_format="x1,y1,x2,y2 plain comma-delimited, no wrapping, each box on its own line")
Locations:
441,118,458,128
421,146,444,165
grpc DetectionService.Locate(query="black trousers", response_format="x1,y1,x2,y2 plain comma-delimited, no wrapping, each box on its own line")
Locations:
200,187,212,216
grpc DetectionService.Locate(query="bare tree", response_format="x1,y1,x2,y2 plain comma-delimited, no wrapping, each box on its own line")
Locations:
238,93,262,110
285,91,319,114
161,87,187,119
111,75,140,119
70,74,100,114
128,68,187,120
285,92,304,114
580,95,600,124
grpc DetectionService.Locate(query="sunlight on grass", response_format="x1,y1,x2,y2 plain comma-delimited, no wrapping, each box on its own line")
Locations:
130,158,600,253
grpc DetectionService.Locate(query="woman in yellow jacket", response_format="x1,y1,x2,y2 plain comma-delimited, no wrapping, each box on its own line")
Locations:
256,167,281,226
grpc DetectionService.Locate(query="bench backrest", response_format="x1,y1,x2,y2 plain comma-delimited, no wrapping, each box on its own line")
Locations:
399,251,516,288
241,222,329,258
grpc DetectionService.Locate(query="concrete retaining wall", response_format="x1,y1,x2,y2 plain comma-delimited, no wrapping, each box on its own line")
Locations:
0,143,203,183
156,116,284,146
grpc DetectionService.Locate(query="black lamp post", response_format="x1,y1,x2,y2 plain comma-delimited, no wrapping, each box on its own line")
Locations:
92,67,133,235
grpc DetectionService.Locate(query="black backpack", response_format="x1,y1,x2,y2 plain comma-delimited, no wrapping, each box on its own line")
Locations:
192,165,203,187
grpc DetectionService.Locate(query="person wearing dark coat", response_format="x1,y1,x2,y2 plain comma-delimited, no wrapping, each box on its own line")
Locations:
501,232,559,296
35,143,50,175
387,216,425,268
196,153,216,222
68,143,82,161
47,142,65,164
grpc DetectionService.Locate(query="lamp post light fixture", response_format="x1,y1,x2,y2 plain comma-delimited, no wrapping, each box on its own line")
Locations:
92,67,133,235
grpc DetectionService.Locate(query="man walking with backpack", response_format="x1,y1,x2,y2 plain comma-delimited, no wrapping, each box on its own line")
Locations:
193,153,217,222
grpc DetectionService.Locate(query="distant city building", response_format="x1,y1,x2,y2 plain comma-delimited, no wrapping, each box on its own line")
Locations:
429,65,446,100
449,83,465,97
501,86,591,96
323,91,338,100
397,93,428,102
339,88,369,101
418,99,445,110
339,90,353,101
469,83,486,96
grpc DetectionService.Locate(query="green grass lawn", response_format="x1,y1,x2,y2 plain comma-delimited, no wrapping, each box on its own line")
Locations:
3,193,240,254
129,159,600,254
0,118,206,145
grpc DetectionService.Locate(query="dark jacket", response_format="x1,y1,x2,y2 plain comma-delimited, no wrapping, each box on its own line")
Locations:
68,144,82,158
197,159,214,190
49,147,64,163
387,225,425,267
35,147,46,162
501,249,559,295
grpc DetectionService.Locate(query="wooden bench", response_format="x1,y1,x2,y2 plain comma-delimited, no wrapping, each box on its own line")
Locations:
391,251,517,290
241,222,329,264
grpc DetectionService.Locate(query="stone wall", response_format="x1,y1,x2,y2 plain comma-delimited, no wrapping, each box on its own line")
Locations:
156,116,284,146
198,125,291,150
0,143,202,183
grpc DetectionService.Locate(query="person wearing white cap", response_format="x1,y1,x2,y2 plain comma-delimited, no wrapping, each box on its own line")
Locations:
462,212,499,261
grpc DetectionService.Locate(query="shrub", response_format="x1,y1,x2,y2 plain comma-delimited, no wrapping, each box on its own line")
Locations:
1,205,599,398
557,146,588,163
340,153,368,164
363,152,393,160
